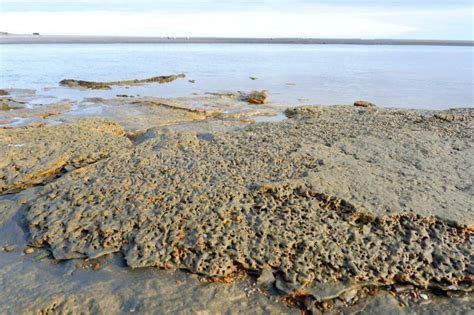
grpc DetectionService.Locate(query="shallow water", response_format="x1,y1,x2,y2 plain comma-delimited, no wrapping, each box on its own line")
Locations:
0,44,473,109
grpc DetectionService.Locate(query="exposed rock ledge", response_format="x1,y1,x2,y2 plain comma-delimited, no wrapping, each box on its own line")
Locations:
10,106,470,306
0,119,131,194
59,74,186,89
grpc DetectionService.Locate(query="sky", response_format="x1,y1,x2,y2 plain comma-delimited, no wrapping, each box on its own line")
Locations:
0,0,473,39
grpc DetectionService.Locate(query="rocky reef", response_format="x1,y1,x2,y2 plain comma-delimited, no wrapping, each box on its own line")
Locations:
59,74,186,89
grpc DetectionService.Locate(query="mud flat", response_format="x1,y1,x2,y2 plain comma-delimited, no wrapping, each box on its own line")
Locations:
0,100,473,313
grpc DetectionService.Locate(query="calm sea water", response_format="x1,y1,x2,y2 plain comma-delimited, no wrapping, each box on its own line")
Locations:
0,44,473,109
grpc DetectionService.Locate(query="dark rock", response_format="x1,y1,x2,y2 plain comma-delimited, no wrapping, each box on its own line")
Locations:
59,79,111,90
59,74,186,90
354,100,377,108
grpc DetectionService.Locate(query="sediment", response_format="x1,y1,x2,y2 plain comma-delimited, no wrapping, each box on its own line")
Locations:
21,105,473,300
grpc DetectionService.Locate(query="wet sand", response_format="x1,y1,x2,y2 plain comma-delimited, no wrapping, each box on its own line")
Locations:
0,91,473,313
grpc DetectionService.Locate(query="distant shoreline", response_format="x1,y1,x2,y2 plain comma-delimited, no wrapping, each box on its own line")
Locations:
1,35,473,46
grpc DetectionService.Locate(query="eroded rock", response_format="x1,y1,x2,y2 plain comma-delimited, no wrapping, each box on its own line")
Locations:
0,119,131,194
23,106,473,296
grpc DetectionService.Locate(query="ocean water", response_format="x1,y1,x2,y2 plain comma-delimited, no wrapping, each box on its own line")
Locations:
0,43,473,109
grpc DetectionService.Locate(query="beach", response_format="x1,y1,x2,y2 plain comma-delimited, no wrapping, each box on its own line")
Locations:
1,85,473,313
2,0,474,311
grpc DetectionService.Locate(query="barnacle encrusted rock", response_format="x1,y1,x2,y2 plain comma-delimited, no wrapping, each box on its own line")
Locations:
0,119,131,194
25,106,473,293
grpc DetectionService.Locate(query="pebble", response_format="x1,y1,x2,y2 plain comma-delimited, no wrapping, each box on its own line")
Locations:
419,293,429,300
321,301,333,311
343,289,358,302
393,284,414,293
64,165,76,172
93,262,101,271
24,247,34,255
446,291,464,298
3,245,16,252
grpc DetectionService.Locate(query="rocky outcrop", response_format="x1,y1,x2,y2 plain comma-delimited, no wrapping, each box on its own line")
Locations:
246,90,268,104
59,74,186,90
0,119,131,194
23,106,473,301
0,98,26,111
354,100,377,108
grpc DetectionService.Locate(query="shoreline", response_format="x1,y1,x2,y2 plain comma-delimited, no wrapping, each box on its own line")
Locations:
1,35,473,46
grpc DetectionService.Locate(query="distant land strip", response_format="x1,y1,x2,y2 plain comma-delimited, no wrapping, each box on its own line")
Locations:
0,35,473,46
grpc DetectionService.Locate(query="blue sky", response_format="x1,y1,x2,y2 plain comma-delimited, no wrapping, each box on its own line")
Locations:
0,0,473,39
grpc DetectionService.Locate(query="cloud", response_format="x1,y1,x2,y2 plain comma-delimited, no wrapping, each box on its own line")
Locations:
0,2,472,39
0,10,419,38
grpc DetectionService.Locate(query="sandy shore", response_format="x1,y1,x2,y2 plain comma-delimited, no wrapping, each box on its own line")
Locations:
0,91,473,313
1,35,473,46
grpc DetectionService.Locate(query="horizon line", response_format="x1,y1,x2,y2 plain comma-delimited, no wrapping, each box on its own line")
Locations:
1,34,473,46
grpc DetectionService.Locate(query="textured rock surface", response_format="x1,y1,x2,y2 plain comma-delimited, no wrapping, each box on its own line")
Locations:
24,106,473,295
0,119,131,194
